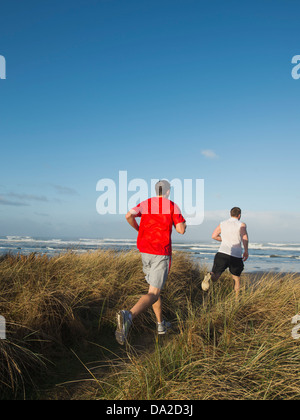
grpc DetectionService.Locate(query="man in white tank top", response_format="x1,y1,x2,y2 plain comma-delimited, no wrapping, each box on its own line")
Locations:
202,207,249,297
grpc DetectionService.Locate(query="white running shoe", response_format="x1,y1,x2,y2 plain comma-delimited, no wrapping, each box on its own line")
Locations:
157,320,172,335
202,273,212,292
115,310,132,345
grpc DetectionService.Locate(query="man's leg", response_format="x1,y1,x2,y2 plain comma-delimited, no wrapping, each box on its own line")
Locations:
152,295,163,324
229,256,244,299
130,285,161,320
232,275,241,298
202,253,227,291
211,272,222,282
115,286,161,346
115,255,169,345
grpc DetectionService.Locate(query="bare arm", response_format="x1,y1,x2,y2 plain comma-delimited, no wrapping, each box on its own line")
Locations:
241,223,249,261
212,225,222,242
125,211,140,233
175,222,187,235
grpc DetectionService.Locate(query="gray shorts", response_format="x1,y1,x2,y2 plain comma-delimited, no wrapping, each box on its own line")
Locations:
141,253,171,290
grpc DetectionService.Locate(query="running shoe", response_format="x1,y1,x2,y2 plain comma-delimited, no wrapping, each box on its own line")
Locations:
202,273,212,292
157,320,172,335
115,310,132,345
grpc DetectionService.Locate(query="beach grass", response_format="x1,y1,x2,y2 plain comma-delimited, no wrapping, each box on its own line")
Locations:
0,250,299,400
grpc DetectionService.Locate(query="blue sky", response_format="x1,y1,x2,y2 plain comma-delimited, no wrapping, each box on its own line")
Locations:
0,0,299,241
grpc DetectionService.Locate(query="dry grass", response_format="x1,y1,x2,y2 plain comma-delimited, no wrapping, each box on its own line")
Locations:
0,250,299,400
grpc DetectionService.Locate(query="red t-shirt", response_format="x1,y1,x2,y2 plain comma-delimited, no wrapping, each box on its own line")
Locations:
131,197,186,256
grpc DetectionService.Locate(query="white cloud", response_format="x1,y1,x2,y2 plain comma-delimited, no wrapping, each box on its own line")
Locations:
201,149,219,159
53,185,79,196
0,196,30,207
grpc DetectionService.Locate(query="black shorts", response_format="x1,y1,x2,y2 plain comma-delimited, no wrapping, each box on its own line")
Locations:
212,252,244,277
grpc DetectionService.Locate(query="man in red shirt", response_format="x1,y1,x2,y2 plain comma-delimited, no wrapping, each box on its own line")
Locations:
115,180,187,345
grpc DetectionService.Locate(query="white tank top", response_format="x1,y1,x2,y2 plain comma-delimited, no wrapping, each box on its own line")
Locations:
219,218,243,258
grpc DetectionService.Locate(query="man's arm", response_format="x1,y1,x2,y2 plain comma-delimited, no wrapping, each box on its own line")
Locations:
175,222,187,235
125,210,140,233
173,203,187,235
212,225,222,242
241,223,249,261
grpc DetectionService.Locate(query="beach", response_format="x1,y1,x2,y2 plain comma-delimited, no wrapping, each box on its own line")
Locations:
0,236,299,273
0,249,299,400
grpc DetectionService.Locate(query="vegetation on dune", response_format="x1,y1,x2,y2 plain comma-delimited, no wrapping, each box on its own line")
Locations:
0,250,299,400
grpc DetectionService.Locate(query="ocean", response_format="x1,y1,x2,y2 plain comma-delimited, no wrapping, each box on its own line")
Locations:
0,236,299,273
